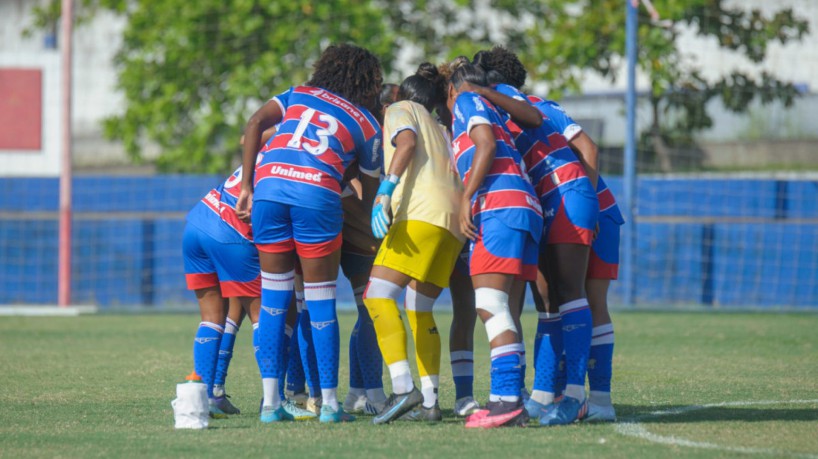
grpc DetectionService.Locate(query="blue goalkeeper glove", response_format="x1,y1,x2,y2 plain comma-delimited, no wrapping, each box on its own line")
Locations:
371,174,400,239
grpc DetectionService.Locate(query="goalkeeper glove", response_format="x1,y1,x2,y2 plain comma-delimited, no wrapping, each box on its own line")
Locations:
371,174,400,239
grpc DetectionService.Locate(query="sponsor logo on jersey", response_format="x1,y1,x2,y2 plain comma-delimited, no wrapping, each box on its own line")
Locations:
269,165,323,183
473,96,485,112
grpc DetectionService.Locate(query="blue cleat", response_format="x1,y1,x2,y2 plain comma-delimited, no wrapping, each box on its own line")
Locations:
210,395,240,415
319,405,356,423
260,405,294,423
524,398,556,419
372,387,423,425
539,396,588,426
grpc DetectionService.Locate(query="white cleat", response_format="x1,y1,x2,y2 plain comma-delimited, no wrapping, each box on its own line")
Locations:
343,393,369,414
454,396,481,417
585,402,617,423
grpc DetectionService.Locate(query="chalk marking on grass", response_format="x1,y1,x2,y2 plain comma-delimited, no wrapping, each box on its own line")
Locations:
615,399,818,458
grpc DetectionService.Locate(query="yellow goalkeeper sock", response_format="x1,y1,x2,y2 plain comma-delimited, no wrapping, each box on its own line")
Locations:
363,296,408,366
406,287,440,407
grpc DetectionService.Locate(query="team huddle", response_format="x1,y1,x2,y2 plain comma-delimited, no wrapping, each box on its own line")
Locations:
182,44,623,428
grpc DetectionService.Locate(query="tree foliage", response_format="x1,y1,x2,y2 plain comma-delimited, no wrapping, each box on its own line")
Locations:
30,0,809,172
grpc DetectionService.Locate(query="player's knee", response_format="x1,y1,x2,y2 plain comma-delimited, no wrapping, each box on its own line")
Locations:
475,287,517,341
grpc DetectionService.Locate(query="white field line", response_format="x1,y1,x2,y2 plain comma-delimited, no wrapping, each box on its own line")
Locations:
615,399,818,458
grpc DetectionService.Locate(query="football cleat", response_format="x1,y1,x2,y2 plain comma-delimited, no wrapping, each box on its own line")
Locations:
282,399,318,420
584,402,617,423
539,396,588,426
520,387,531,405
524,398,556,419
364,399,386,415
286,391,309,409
454,396,481,417
343,393,369,414
372,387,423,425
399,402,442,423
260,405,294,423
465,400,528,428
319,405,356,423
210,395,240,415
305,397,322,415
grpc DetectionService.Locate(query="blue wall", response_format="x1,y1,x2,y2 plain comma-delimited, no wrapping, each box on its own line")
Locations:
1,176,816,308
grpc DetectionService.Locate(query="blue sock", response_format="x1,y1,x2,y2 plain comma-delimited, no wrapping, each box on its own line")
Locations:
489,343,523,402
533,313,562,395
559,299,593,401
286,313,306,394
252,322,260,366
519,349,527,390
257,271,294,382
279,324,294,399
214,318,239,388
298,305,321,396
588,323,614,393
349,314,364,391
451,350,474,399
193,321,224,398
304,281,339,408
355,300,384,391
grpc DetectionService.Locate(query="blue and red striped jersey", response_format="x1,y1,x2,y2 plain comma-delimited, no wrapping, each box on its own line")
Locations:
187,165,253,243
494,85,594,205
531,96,623,223
451,91,542,239
254,86,382,209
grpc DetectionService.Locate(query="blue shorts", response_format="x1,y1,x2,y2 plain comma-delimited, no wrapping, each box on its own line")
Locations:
588,214,621,280
252,200,343,258
183,223,260,297
470,217,538,281
542,187,598,246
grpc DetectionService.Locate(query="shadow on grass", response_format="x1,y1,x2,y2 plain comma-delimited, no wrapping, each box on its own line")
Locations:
616,404,818,423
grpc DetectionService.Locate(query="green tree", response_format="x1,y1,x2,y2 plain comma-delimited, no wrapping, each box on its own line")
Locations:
32,0,396,173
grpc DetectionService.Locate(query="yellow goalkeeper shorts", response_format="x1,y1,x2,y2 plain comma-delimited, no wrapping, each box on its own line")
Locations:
374,220,464,288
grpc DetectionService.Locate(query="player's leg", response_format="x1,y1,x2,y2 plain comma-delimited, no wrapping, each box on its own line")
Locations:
251,200,298,423
508,278,528,403
464,219,531,429
294,273,322,413
364,264,417,424
277,296,317,420
292,204,353,423
527,260,563,419
182,223,227,416
400,279,443,422
210,298,244,414
584,216,620,422
341,251,387,414
449,261,479,416
539,189,597,426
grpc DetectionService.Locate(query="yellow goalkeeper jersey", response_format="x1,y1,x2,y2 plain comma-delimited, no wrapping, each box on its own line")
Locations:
383,100,465,242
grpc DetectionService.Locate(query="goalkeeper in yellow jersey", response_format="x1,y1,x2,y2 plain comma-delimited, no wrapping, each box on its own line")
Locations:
364,63,466,424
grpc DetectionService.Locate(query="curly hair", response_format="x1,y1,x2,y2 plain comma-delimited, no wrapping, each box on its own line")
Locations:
438,56,471,82
306,44,383,112
397,62,447,112
474,46,527,89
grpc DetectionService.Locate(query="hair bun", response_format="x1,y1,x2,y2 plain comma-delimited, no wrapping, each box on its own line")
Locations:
416,62,439,80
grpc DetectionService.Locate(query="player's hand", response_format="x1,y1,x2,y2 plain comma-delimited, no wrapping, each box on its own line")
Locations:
371,175,399,239
460,195,478,241
236,188,253,222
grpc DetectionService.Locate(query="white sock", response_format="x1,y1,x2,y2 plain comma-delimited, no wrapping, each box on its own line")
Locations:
565,384,586,402
388,360,414,394
489,394,519,403
366,388,387,405
589,390,612,406
262,378,280,409
420,375,439,408
530,389,555,406
322,388,338,410
212,384,225,398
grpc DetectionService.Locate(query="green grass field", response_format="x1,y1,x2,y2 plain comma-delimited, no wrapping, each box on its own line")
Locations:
1,311,817,458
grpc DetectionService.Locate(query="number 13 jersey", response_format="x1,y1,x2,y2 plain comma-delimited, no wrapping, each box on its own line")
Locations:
254,86,383,209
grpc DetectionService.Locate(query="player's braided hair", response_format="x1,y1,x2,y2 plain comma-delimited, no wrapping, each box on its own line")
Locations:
397,62,446,112
307,44,383,113
473,46,527,89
